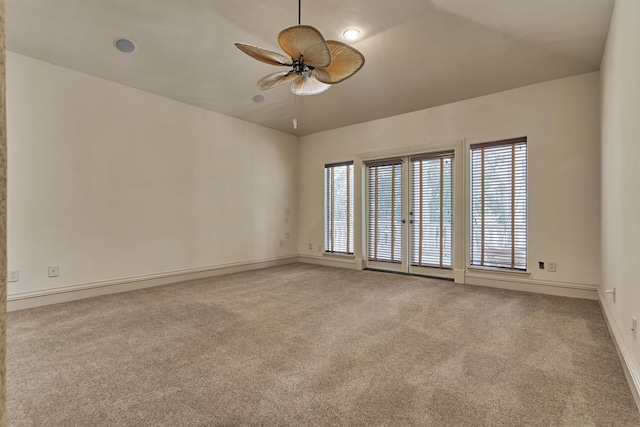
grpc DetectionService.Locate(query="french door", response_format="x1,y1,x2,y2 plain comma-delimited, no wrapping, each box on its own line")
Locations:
365,152,454,278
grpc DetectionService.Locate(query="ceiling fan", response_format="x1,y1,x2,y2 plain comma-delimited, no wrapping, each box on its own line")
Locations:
234,1,365,96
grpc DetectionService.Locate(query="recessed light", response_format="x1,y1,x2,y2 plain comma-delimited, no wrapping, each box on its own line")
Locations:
114,38,136,53
343,29,361,40
253,94,265,103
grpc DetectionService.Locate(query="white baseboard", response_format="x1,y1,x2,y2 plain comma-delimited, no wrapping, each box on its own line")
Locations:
598,290,640,411
454,269,465,283
464,272,598,300
7,255,299,311
9,255,599,310
298,254,358,269
297,258,597,300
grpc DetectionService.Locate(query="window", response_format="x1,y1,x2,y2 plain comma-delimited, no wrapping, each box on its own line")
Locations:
324,161,354,254
471,138,527,270
410,152,453,269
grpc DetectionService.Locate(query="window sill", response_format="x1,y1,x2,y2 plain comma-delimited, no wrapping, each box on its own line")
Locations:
467,266,531,278
323,252,355,260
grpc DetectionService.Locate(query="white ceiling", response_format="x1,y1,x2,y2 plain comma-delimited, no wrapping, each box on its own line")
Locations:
7,0,614,136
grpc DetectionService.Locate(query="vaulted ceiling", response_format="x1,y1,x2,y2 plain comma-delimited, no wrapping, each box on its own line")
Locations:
7,0,614,136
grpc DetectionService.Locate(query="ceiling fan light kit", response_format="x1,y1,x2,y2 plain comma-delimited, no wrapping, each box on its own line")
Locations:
234,2,364,96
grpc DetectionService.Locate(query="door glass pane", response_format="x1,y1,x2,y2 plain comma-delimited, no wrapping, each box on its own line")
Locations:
367,161,403,263
410,154,453,268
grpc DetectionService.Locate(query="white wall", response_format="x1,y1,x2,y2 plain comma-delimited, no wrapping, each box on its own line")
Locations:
299,72,601,298
7,52,298,302
600,0,640,400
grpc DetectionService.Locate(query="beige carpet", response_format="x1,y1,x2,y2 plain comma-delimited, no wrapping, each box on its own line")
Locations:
7,263,640,426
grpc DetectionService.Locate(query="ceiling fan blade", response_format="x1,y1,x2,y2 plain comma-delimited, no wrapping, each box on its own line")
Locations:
278,25,332,68
313,41,365,84
256,71,298,91
291,75,331,96
234,43,293,66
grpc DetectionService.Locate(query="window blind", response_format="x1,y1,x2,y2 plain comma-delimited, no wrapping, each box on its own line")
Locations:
470,138,527,270
410,152,453,268
367,159,403,263
324,161,354,254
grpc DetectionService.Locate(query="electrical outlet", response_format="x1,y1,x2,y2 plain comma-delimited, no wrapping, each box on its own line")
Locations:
308,243,313,250
285,233,290,240
317,244,322,252
279,240,284,247
547,262,556,272
8,270,19,282
632,317,637,340
48,265,59,277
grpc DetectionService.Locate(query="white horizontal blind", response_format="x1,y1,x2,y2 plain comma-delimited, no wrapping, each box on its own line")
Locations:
367,159,403,263
324,162,354,254
471,138,527,270
410,152,453,268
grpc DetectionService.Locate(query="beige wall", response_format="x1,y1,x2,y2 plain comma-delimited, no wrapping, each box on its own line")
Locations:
6,52,604,302
6,52,298,300
299,72,601,297
600,0,640,398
